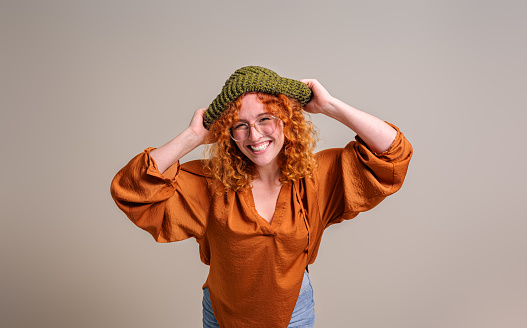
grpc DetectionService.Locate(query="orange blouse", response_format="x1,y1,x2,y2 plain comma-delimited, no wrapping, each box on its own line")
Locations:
110,123,412,328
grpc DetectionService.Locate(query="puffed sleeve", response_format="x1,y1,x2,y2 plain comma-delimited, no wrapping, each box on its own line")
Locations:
314,123,413,228
110,147,211,242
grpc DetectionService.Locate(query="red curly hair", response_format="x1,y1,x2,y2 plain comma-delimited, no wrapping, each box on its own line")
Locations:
204,92,318,192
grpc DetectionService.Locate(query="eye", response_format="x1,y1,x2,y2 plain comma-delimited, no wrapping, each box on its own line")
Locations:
233,123,249,130
258,116,272,123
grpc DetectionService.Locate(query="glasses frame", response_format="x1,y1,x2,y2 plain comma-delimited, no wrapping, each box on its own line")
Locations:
229,115,280,142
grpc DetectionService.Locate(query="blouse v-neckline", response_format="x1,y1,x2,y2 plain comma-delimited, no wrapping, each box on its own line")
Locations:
242,182,291,228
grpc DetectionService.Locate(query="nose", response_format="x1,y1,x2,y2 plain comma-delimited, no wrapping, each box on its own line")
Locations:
247,125,263,141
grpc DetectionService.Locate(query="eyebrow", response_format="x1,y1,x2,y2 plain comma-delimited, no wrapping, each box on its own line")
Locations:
236,113,273,123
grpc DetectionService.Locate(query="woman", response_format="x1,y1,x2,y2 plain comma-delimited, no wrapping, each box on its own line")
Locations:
111,66,413,327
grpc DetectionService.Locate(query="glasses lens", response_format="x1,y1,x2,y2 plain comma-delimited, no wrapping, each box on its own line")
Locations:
230,124,249,141
255,116,277,135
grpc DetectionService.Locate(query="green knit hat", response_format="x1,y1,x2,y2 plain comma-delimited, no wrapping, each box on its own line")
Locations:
203,66,313,129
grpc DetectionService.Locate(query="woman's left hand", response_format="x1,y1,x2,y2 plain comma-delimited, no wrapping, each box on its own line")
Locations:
302,79,397,154
300,79,335,115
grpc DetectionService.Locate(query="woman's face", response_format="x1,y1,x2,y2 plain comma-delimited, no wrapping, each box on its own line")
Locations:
234,93,285,171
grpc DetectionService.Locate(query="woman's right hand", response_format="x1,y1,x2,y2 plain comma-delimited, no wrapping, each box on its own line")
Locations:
150,107,211,174
187,107,211,145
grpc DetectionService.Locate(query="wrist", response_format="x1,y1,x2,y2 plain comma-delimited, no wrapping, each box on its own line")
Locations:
322,97,343,119
182,127,207,149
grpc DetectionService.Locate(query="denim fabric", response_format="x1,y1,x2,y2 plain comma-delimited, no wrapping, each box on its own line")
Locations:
202,287,221,328
202,270,315,328
287,269,315,327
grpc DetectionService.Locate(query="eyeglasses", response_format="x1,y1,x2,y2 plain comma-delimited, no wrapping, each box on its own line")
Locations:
229,115,280,141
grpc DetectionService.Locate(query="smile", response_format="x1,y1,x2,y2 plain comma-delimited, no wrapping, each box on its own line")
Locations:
249,141,271,152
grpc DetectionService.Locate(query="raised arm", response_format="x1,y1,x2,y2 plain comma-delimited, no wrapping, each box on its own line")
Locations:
110,107,212,242
150,107,210,173
300,79,397,154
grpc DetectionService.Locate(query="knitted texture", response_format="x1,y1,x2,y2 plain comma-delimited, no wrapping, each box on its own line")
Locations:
203,66,313,129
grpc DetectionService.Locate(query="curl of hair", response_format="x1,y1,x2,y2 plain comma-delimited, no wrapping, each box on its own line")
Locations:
204,92,317,192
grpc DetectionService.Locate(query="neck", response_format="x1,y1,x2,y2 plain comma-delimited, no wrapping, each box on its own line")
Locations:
255,163,281,185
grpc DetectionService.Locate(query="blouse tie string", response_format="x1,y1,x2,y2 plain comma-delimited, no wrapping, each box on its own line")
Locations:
293,182,310,256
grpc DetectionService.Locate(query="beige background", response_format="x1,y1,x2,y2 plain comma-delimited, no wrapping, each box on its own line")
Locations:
1,0,526,327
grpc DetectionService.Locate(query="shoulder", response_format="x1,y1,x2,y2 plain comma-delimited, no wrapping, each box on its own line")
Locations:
310,140,363,183
309,147,346,186
314,144,354,168
315,147,342,163
180,160,211,178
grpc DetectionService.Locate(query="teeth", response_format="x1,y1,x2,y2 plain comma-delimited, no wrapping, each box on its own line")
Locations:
250,141,270,152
